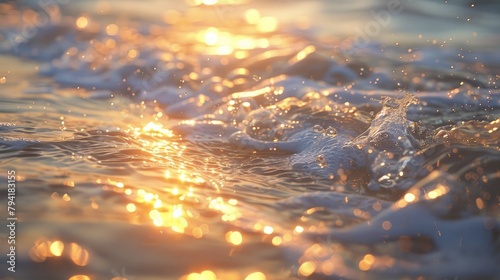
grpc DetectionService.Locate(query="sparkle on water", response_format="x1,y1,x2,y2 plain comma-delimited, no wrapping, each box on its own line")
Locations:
0,0,499,279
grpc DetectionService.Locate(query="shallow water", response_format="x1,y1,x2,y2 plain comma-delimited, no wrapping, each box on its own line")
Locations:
0,1,499,280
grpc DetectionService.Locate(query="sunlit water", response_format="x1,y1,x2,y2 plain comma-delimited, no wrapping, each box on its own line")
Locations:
0,1,499,279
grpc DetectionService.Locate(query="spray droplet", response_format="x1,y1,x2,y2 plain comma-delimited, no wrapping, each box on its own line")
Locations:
325,126,337,136
316,154,328,168
313,125,324,134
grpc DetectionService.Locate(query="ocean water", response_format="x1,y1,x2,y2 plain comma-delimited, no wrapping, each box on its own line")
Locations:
0,0,499,279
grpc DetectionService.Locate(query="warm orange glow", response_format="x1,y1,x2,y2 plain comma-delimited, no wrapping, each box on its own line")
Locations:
106,24,119,36
294,225,304,234
263,226,274,235
202,0,218,5
257,17,278,33
29,240,89,266
105,38,116,48
69,243,89,266
127,49,139,59
64,180,75,187
424,184,449,200
192,227,204,239
296,45,316,61
359,254,375,271
29,239,51,262
209,197,241,222
50,240,64,256
272,236,282,246
245,9,260,25
395,199,408,209
68,275,91,280
185,270,217,280
364,254,375,264
126,203,136,212
298,261,316,276
225,231,243,245
142,121,175,137
476,198,484,209
62,193,71,202
76,16,88,29
244,272,266,280
204,27,219,46
404,193,416,203
172,205,183,218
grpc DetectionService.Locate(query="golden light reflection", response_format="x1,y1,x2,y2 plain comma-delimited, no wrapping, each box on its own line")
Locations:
424,184,449,200
106,24,119,36
359,254,375,271
192,227,204,239
69,242,90,266
112,120,248,250
204,27,220,46
294,225,304,234
225,231,243,245
62,193,71,202
263,226,274,235
29,239,51,262
68,276,91,280
244,272,266,280
271,236,282,246
298,261,316,277
256,17,278,33
120,173,242,237
29,240,89,267
195,25,273,55
64,180,75,187
209,197,241,222
475,197,484,210
403,192,416,203
76,16,88,29
127,49,139,59
50,240,64,256
182,270,217,280
126,203,136,212
245,9,260,25
186,0,248,6
295,45,316,61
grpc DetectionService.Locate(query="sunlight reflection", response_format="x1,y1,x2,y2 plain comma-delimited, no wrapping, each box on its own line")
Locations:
244,272,266,280
69,242,90,266
196,25,274,55
49,240,64,256
75,16,88,29
186,0,249,6
298,261,316,277
181,270,217,280
29,239,89,267
68,276,91,280
225,231,243,245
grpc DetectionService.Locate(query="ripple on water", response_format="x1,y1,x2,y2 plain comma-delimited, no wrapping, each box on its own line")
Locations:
0,1,499,279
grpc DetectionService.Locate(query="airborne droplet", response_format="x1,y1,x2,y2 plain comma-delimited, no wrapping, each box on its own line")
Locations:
316,154,328,168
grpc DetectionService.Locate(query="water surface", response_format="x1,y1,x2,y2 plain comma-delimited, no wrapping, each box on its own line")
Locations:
0,1,499,279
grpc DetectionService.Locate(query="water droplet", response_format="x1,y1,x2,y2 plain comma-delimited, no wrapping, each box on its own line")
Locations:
385,100,400,108
313,125,324,133
325,126,337,136
316,154,327,168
